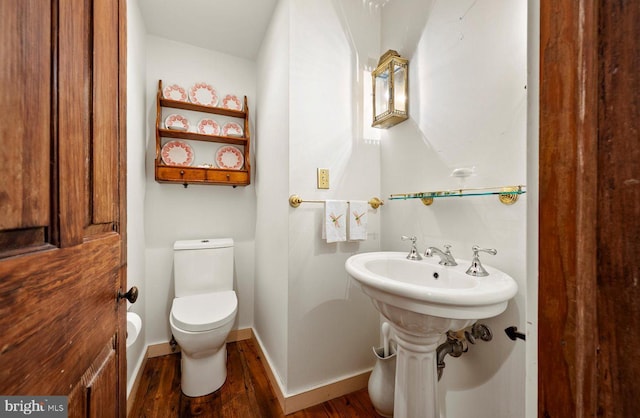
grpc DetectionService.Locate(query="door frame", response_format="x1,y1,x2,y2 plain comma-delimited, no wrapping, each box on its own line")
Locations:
538,0,599,415
539,0,640,416
117,0,128,413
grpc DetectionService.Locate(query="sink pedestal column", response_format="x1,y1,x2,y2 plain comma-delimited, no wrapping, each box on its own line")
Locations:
392,329,442,418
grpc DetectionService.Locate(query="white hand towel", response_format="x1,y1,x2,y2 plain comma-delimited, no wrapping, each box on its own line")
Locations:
324,200,348,243
348,201,368,241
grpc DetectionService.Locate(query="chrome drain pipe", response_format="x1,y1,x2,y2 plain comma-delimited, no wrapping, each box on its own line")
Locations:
436,322,493,380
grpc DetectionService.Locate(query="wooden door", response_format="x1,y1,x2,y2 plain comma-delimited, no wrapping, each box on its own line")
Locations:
0,0,127,416
595,2,640,415
539,0,640,416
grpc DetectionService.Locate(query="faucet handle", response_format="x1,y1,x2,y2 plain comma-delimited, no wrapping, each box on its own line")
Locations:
443,244,453,254
466,245,497,277
401,236,422,260
401,235,417,244
471,245,497,256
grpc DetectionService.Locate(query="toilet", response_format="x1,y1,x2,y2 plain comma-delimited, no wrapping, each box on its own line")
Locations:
169,238,238,397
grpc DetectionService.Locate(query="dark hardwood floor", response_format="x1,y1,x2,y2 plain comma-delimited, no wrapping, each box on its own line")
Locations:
129,339,382,417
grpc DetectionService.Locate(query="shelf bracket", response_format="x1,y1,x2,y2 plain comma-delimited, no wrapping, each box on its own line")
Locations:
498,186,520,205
421,197,434,206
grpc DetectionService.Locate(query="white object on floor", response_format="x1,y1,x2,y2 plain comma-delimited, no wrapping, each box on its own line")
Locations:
169,238,238,397
126,312,142,349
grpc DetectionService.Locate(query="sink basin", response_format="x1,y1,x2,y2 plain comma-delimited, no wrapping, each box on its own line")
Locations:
346,251,517,330
346,251,518,418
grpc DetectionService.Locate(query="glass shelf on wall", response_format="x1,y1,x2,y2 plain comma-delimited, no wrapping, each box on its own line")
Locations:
389,185,526,206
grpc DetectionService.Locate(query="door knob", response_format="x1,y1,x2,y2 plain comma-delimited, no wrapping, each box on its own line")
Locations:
118,286,139,303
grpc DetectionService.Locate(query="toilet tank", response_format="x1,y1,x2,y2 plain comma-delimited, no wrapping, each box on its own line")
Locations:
173,238,234,297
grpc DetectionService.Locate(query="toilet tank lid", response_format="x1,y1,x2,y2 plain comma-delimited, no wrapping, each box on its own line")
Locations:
173,238,234,250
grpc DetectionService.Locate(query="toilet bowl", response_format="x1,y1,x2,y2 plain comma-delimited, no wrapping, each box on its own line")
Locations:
170,290,237,397
169,238,238,397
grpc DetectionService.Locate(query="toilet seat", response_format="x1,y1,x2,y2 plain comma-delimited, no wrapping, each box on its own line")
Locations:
171,290,237,332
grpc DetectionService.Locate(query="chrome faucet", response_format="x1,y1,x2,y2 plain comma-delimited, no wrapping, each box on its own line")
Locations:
465,245,497,277
424,244,457,266
401,236,422,260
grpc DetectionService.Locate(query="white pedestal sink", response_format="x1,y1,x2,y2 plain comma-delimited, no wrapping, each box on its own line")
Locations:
345,252,517,418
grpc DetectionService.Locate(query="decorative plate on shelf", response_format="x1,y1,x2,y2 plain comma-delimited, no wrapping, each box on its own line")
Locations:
221,94,242,111
197,118,221,136
215,146,244,170
189,82,218,106
222,122,243,137
164,114,190,131
161,141,194,166
162,84,188,102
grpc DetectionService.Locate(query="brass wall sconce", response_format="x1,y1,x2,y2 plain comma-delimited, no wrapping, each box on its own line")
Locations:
372,50,408,129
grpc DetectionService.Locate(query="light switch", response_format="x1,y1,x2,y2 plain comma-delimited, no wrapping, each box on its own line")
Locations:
317,168,329,189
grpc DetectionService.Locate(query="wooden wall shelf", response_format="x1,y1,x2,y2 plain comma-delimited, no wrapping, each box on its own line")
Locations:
154,80,251,187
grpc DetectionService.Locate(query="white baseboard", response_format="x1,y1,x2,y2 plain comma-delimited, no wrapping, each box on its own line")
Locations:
228,327,253,342
283,371,371,414
146,341,179,358
250,330,287,410
126,352,147,417
250,330,371,414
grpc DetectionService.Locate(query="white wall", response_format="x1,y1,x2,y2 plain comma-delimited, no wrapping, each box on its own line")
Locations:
380,1,528,417
143,36,257,345
125,0,147,394
525,2,540,417
287,0,382,394
255,0,383,396
254,0,291,391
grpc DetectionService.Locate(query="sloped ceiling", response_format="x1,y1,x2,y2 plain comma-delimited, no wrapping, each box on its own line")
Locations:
137,0,279,60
